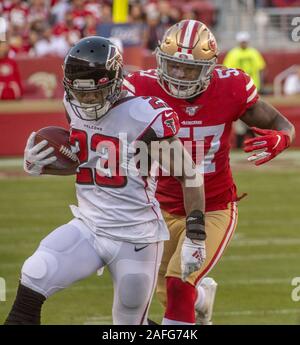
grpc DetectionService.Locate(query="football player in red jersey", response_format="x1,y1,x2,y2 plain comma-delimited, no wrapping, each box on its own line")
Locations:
123,20,295,325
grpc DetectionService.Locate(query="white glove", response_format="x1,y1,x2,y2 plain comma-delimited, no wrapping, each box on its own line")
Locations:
181,236,206,282
24,132,57,176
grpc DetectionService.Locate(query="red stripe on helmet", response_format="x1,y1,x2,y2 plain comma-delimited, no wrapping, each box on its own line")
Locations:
179,20,189,47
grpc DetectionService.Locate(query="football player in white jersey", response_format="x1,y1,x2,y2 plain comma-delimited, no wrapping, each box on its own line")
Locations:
5,37,206,325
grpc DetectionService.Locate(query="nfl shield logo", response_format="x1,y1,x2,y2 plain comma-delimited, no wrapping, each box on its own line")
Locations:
185,106,200,116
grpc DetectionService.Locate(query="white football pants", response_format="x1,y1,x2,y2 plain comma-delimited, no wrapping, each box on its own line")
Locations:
20,218,163,325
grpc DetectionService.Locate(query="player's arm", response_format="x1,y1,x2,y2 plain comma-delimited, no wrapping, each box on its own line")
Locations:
141,99,206,281
241,99,295,140
42,166,77,176
148,134,206,282
153,135,205,214
240,99,295,165
141,105,204,216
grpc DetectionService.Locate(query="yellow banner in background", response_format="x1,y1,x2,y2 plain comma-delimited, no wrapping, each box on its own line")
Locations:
113,0,129,23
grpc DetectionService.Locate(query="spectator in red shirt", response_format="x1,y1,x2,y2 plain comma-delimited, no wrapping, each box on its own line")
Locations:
0,41,23,100
8,35,31,57
52,11,81,45
34,24,70,57
2,0,29,28
70,0,93,30
84,0,102,22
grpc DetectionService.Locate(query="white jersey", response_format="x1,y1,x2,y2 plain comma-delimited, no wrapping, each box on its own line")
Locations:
64,94,180,243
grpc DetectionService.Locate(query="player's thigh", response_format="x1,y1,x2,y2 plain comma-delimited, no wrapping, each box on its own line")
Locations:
21,218,104,297
108,240,163,325
166,202,238,285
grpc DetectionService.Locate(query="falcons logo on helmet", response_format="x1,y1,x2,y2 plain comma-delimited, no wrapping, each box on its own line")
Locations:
106,45,122,71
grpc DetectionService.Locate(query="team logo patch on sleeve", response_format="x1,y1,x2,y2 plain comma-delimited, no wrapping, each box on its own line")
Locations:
159,110,180,137
164,118,177,135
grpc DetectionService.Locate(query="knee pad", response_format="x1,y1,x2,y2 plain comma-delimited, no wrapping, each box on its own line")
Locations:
21,250,58,297
21,225,83,292
118,274,150,309
21,224,97,297
21,224,85,297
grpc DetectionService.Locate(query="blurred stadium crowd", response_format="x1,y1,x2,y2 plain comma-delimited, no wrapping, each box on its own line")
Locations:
2,0,300,59
1,0,215,58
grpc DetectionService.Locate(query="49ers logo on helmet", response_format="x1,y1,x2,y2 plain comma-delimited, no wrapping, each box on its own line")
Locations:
208,36,217,51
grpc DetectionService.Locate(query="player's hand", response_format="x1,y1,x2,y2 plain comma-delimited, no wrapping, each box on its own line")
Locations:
244,127,291,166
24,132,57,176
181,237,206,282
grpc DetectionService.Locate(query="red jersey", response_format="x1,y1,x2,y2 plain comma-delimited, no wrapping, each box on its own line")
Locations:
2,2,29,26
0,57,23,100
71,9,93,29
123,68,258,214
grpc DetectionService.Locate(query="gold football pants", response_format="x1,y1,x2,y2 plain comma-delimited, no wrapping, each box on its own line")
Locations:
157,202,238,307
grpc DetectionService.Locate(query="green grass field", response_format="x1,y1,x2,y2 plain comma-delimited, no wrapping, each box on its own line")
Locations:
0,154,300,324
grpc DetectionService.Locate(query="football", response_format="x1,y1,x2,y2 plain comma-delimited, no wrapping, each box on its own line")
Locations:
34,126,80,170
